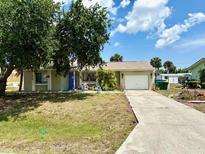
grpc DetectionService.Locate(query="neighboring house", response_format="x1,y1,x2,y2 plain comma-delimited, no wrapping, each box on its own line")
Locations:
7,70,20,89
157,73,192,84
23,61,154,91
187,58,205,80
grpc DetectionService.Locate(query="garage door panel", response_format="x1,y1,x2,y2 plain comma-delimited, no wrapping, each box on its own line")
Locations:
125,75,148,90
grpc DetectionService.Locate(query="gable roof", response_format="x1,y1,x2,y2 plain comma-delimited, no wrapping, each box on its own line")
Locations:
187,58,205,70
39,61,154,72
103,61,154,71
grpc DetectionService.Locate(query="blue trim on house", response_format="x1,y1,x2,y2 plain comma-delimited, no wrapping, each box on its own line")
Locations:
68,72,75,90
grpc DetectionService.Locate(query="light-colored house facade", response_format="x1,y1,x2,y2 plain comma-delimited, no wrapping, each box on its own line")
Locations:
23,69,72,91
187,58,205,80
7,70,20,90
157,73,192,84
23,61,154,91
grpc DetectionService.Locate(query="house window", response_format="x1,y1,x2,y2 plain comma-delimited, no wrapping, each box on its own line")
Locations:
35,72,48,84
165,76,168,79
82,72,97,82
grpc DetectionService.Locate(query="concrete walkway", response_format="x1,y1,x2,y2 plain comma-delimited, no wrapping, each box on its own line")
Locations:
116,90,205,154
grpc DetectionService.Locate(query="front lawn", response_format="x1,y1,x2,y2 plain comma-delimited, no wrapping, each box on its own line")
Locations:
0,93,136,153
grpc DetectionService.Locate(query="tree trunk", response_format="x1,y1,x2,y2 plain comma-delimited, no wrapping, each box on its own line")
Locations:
19,69,23,92
0,67,14,96
0,78,7,96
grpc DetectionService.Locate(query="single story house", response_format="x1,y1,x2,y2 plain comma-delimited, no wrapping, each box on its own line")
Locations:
23,61,154,91
7,70,20,89
187,58,205,80
157,73,192,84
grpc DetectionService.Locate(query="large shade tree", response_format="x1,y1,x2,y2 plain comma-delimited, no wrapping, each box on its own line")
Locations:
53,0,111,75
0,0,59,95
110,53,123,62
163,61,176,73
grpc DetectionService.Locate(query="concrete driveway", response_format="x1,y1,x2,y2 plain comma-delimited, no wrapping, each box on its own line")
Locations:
116,90,205,154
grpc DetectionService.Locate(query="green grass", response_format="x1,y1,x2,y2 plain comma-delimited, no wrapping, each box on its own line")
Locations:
0,93,135,153
0,116,100,142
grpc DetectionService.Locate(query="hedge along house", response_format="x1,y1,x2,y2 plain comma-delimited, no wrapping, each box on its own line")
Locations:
23,61,154,91
187,58,205,80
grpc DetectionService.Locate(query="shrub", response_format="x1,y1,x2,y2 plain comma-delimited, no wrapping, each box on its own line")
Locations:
178,76,190,88
178,76,186,85
199,69,205,83
188,80,201,89
201,82,205,89
179,90,196,100
178,90,204,100
199,69,205,89
97,69,117,91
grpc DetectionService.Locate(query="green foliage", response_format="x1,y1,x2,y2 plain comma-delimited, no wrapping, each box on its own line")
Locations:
199,69,205,83
163,61,176,73
150,57,162,76
188,80,201,89
178,76,189,88
199,69,205,89
53,0,111,75
150,57,162,69
158,69,166,74
97,70,117,91
177,68,188,73
0,0,59,95
110,54,123,62
0,0,59,70
201,82,205,89
178,76,186,85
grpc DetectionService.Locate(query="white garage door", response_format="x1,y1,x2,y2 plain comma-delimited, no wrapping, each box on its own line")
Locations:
125,75,149,90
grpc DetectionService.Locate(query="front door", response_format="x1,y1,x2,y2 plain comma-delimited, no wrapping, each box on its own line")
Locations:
69,72,75,90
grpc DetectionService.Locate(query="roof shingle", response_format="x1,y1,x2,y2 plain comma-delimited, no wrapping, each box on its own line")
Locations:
103,61,154,71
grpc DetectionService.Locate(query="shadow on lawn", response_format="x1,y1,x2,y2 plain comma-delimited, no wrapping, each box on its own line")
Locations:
0,92,93,121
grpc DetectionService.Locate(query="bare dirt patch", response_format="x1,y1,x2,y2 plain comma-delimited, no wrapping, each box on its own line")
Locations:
157,89,205,113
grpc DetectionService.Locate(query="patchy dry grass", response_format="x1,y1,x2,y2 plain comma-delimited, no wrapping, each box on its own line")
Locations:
0,93,136,154
156,88,183,97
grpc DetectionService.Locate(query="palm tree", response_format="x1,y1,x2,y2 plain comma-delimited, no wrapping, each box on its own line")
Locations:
110,53,123,62
150,57,162,77
150,57,162,70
